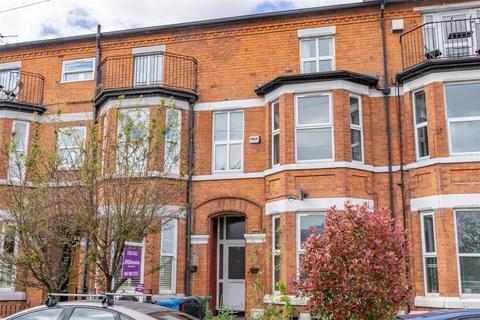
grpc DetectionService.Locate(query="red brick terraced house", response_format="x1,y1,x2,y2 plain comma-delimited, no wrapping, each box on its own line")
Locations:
0,0,479,315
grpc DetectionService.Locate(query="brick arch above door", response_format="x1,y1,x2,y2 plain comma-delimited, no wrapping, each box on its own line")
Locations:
193,196,263,234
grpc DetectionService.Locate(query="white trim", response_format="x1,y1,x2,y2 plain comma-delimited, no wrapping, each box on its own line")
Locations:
99,96,189,115
132,45,166,55
61,58,95,83
410,194,480,211
297,26,336,38
191,235,209,245
415,295,480,308
414,1,480,13
0,110,94,122
404,154,480,170
0,61,21,70
0,292,25,301
244,233,266,244
265,197,374,215
265,80,368,102
403,70,480,93
195,98,264,111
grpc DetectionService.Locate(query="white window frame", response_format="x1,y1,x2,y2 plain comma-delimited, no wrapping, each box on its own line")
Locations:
296,212,326,269
8,120,29,181
272,101,280,167
444,82,480,156
61,58,95,83
294,93,334,163
160,219,178,295
299,37,335,73
413,89,430,160
164,109,181,175
57,126,87,171
420,211,439,296
272,215,281,294
0,222,18,292
454,208,480,297
349,94,364,163
212,110,244,172
133,53,164,87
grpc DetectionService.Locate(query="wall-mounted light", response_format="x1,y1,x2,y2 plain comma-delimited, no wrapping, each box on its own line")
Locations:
287,185,309,202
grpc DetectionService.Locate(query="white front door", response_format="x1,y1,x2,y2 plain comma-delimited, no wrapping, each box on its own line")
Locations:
217,216,245,311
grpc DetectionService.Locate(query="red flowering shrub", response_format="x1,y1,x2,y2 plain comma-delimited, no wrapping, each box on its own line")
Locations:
297,202,410,320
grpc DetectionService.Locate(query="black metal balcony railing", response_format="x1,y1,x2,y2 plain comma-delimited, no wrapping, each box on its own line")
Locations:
0,70,44,106
97,51,198,95
400,17,480,70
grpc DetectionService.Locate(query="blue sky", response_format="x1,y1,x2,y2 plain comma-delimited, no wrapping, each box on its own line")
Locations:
0,0,359,44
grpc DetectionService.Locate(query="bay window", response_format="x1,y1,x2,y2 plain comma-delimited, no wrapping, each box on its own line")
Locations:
350,95,363,162
164,109,181,174
295,94,333,161
8,121,29,181
57,126,86,170
456,210,480,294
413,90,429,159
272,101,280,166
445,83,480,154
213,111,243,172
421,212,438,294
160,219,177,294
117,109,149,174
0,223,16,291
300,37,334,73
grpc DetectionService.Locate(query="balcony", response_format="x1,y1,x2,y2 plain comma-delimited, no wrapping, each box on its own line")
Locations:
95,51,198,105
400,17,480,71
0,70,45,113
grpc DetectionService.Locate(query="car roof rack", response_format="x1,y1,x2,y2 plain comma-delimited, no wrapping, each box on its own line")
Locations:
45,293,154,308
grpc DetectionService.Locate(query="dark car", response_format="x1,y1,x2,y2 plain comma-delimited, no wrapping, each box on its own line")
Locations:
4,300,199,320
398,310,480,320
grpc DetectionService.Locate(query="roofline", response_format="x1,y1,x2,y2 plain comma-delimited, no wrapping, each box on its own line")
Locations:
0,0,411,52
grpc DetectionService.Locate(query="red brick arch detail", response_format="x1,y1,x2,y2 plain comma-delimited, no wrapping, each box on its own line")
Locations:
194,196,263,234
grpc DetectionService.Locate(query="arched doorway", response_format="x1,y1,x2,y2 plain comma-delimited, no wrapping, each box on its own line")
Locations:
216,215,245,311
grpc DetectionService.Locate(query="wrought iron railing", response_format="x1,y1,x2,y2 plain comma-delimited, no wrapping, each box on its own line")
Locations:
400,17,480,70
97,51,198,95
0,70,44,106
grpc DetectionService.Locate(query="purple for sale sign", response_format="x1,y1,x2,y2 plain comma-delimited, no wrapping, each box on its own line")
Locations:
122,247,142,279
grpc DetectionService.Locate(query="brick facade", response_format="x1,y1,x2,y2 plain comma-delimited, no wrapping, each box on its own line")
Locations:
0,0,479,313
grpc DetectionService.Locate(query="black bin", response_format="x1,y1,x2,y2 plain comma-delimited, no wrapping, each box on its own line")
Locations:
181,297,205,319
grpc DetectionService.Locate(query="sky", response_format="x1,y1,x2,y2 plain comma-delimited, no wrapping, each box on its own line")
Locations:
0,0,360,44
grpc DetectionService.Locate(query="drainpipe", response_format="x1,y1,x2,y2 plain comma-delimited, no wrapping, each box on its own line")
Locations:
80,23,102,295
185,99,195,296
396,85,407,231
380,0,395,222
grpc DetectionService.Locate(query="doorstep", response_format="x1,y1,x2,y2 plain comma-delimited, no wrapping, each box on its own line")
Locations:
415,296,480,309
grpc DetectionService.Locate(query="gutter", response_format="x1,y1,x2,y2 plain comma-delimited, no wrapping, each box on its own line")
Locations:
380,0,395,222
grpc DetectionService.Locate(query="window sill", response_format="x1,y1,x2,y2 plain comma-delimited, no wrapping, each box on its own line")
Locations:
0,291,26,301
415,295,480,309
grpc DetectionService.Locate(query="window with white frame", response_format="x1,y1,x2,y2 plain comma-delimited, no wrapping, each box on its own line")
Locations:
272,215,281,292
57,126,86,170
295,94,333,161
134,53,163,87
160,219,177,294
350,95,363,162
445,83,480,154
0,68,20,100
61,58,94,83
213,111,243,171
164,109,181,174
8,121,29,181
421,212,438,294
272,101,280,166
455,209,480,294
0,223,16,291
300,37,334,73
117,109,149,174
413,90,429,159
297,213,325,267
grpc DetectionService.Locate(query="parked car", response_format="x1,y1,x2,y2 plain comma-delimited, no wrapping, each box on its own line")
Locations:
398,310,480,319
4,300,199,320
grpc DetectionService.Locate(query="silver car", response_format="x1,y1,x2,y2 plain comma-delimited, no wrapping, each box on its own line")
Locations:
4,300,198,320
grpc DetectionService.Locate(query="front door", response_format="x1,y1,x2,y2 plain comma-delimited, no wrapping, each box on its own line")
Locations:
217,216,245,311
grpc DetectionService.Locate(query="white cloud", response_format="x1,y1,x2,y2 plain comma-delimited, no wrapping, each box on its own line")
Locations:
0,0,360,44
